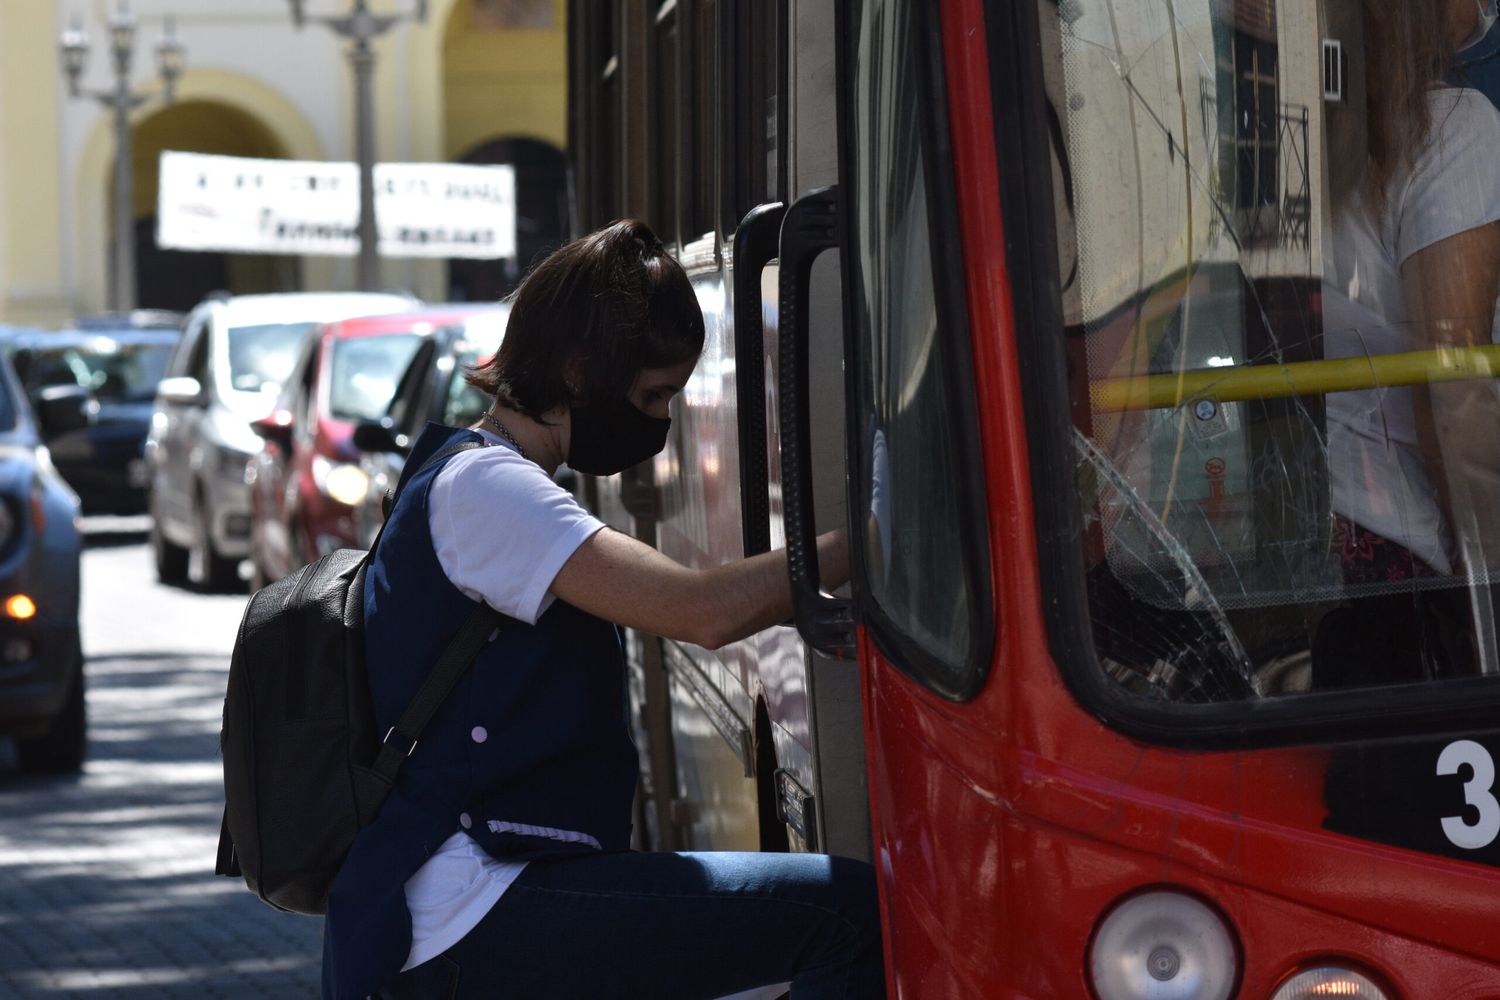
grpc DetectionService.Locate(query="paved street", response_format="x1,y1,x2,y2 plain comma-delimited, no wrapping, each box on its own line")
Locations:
0,518,322,998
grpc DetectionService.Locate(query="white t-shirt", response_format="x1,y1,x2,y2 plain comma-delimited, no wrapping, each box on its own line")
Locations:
1325,86,1500,574
401,428,606,971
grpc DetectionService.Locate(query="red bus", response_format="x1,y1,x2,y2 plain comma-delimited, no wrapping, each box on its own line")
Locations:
569,0,1500,996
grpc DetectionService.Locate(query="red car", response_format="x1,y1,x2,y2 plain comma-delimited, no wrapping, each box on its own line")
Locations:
247,305,503,587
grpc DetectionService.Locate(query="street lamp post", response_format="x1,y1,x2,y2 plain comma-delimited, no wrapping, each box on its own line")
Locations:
60,3,185,313
287,0,428,292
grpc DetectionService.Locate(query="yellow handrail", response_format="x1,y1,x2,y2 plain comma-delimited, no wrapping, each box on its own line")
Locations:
1089,345,1500,412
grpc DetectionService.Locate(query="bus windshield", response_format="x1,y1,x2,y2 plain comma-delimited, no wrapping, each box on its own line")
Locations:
1043,0,1500,702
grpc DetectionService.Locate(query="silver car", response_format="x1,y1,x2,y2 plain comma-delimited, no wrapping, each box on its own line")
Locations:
146,291,416,590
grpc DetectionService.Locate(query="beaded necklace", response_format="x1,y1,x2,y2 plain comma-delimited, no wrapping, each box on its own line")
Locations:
482,410,529,462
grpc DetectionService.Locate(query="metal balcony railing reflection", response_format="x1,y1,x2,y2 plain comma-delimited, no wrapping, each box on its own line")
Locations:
1199,81,1311,251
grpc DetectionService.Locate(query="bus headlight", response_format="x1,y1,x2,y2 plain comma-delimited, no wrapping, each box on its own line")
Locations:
1271,967,1389,1000
1089,890,1236,1000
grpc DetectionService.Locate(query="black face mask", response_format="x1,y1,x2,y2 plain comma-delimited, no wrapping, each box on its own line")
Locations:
567,397,672,475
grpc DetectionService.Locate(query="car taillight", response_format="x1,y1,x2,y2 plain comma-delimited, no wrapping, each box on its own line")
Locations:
1270,967,1390,1000
1089,890,1237,1000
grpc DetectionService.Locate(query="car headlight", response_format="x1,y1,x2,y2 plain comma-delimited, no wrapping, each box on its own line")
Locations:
312,454,369,507
1089,890,1236,1000
1271,967,1390,1000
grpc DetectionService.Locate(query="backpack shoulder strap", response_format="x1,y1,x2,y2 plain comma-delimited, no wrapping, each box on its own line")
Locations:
215,804,240,877
369,600,503,782
364,434,509,784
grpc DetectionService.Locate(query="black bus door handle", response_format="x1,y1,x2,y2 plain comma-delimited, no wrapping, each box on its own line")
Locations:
777,186,857,660
732,201,785,560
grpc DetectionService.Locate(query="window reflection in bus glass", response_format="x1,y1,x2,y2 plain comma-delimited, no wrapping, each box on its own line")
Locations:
848,0,985,690
1043,0,1500,701
653,3,681,245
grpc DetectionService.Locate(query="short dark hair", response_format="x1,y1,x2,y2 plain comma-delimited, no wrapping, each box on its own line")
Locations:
466,219,706,419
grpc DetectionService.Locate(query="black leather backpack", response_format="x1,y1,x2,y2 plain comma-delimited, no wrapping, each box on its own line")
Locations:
215,440,502,915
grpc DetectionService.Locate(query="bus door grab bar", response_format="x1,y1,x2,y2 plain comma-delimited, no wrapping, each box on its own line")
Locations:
777,186,857,660
732,201,785,559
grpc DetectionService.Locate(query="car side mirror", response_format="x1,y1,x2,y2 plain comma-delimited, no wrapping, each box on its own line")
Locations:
35,384,94,438
352,419,404,455
250,409,295,451
157,375,206,406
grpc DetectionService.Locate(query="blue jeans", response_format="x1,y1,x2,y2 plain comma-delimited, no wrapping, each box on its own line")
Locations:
380,851,885,1000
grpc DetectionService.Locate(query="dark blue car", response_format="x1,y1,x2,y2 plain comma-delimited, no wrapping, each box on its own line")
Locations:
7,320,180,515
0,347,86,772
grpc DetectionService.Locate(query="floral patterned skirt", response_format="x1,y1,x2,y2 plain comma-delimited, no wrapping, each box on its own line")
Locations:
1332,514,1439,585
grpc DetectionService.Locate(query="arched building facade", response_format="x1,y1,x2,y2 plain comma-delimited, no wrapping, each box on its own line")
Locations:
0,0,567,324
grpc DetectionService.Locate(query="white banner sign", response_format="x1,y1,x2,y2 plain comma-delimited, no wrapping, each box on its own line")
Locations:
156,151,516,260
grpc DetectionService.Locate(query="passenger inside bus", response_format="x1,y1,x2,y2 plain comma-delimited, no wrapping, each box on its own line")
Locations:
1316,0,1500,687
1046,0,1500,702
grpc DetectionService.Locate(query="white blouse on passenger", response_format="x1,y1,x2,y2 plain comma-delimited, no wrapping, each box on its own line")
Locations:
1324,86,1500,575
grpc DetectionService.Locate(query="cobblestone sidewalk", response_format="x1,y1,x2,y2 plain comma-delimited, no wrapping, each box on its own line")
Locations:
0,526,323,999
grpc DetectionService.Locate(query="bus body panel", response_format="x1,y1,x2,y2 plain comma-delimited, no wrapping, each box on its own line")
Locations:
663,642,761,850
869,658,1500,994
652,237,786,852
648,220,844,853
617,0,866,857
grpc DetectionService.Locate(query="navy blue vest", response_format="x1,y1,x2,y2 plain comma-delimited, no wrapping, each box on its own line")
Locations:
322,424,638,1000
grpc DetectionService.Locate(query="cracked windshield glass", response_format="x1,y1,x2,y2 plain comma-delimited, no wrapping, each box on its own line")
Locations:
1043,0,1500,701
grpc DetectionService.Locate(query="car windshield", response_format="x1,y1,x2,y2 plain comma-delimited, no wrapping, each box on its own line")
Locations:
226,323,315,395
328,333,425,422
443,349,493,427
25,343,174,403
